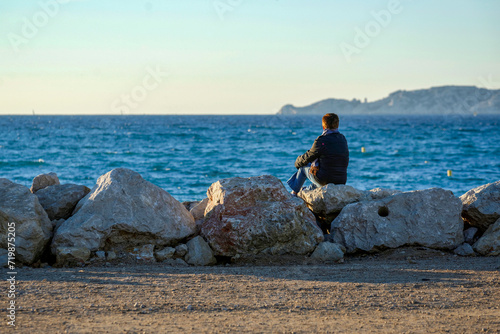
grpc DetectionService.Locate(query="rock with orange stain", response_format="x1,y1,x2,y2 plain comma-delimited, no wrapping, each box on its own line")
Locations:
201,175,323,258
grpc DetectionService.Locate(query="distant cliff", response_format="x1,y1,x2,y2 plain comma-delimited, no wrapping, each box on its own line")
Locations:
277,86,500,115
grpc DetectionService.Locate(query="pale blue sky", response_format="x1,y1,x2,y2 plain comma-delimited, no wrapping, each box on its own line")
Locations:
1,0,499,114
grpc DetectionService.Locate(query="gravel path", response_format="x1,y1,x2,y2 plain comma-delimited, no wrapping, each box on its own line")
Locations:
7,248,500,333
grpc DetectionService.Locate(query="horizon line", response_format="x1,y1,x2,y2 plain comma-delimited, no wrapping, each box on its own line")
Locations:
0,113,497,117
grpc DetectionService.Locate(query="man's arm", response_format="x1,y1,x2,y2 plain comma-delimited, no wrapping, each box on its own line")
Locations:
295,139,322,169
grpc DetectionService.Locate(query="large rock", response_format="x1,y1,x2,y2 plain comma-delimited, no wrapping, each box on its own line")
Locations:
51,168,196,253
201,175,323,257
473,218,500,256
30,172,60,193
299,185,400,232
299,185,400,218
185,236,216,266
460,181,500,231
332,188,464,253
298,184,365,216
35,184,91,220
0,179,53,264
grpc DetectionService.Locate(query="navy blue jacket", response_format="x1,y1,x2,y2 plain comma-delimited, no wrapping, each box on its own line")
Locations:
295,132,349,185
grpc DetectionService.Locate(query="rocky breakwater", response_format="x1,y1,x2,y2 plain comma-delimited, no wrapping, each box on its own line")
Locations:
51,168,197,266
201,175,324,259
2,167,499,268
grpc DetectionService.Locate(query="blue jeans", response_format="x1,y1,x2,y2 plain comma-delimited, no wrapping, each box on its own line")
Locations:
287,165,323,193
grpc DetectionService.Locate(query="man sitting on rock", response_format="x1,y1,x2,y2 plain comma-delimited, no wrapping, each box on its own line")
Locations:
287,113,349,196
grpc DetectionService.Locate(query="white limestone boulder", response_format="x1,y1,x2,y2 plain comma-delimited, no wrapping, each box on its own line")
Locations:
298,184,365,216
0,179,53,264
299,184,400,218
460,180,500,231
51,168,196,253
332,188,464,253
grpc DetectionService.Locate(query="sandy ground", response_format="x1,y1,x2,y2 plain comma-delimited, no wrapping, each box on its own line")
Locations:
5,248,500,333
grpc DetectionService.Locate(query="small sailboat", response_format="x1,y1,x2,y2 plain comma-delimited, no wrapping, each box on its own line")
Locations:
32,109,35,115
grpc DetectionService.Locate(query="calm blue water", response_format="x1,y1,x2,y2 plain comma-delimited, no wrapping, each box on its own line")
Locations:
1,115,499,202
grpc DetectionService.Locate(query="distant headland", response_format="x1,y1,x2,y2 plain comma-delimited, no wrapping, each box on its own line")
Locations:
277,85,500,115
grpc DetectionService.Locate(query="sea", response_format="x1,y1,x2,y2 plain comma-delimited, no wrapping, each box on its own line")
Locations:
1,114,499,202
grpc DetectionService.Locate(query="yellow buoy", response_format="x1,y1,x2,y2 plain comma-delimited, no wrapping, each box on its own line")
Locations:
361,147,366,153
447,170,452,177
